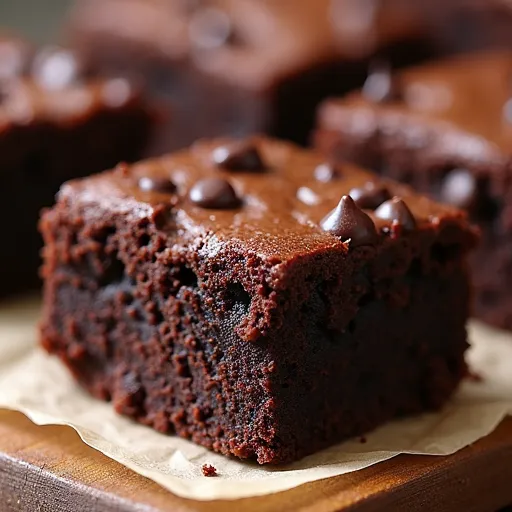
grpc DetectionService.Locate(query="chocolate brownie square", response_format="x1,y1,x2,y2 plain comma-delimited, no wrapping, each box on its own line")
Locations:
40,137,477,464
66,0,434,153
315,52,512,329
0,34,152,296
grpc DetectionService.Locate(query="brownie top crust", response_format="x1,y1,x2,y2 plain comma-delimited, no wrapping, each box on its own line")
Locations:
68,0,426,91
318,52,512,165
0,33,144,130
58,136,476,263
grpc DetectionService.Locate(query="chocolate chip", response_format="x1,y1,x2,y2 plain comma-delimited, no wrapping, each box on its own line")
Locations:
349,181,391,210
375,197,416,231
0,38,31,81
189,8,233,50
321,195,378,247
440,169,476,209
32,46,84,90
362,60,401,103
189,177,241,209
212,141,266,172
138,176,177,194
314,163,342,183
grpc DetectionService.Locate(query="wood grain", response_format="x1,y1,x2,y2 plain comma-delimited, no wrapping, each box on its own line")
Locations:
0,410,511,512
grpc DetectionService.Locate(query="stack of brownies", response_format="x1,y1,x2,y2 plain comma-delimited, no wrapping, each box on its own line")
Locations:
2,0,512,464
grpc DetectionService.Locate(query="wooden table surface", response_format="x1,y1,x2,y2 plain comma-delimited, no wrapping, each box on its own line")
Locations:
0,411,511,512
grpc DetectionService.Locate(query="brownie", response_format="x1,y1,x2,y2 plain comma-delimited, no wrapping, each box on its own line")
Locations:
315,52,512,329
66,0,434,153
421,0,512,52
0,34,153,296
40,137,477,464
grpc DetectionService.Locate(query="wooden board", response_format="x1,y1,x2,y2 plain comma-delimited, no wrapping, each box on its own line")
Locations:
1,412,511,512
0,412,511,512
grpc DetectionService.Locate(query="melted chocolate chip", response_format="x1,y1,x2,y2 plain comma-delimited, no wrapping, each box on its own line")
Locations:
320,195,378,247
440,169,476,209
314,163,342,183
189,178,241,209
349,182,391,210
189,8,233,50
375,197,416,231
138,176,177,194
362,60,402,103
212,141,266,172
32,46,84,90
0,38,31,81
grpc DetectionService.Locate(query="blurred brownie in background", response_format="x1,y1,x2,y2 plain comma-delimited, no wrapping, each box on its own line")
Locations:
314,52,512,329
421,0,512,53
0,34,153,296
67,0,435,154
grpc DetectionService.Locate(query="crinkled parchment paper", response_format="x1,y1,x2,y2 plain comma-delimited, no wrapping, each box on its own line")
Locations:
0,297,511,501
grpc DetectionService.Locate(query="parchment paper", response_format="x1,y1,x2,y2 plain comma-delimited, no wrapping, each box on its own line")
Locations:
0,297,511,501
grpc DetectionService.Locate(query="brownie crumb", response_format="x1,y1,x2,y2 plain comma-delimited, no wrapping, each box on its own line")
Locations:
202,464,218,477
